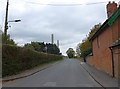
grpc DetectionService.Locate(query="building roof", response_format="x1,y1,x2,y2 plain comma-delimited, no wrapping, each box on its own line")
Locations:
110,38,120,48
90,6,120,41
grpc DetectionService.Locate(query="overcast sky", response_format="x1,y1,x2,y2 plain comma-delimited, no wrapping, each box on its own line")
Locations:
0,0,119,55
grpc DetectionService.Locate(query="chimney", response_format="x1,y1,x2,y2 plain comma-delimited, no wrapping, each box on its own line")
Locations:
118,1,120,6
57,40,59,48
51,34,54,44
106,1,117,18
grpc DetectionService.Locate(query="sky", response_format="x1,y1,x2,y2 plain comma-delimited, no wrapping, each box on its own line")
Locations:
0,0,119,55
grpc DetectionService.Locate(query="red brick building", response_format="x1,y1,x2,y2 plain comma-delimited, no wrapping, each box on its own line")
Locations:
88,1,120,78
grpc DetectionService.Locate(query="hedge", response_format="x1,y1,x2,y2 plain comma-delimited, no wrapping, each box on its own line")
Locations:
2,44,63,77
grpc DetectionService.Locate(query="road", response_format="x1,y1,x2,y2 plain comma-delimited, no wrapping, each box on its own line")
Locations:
3,58,101,87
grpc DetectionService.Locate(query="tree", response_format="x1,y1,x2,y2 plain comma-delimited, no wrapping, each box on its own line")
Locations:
76,43,81,57
30,42,40,51
24,43,34,50
46,43,60,55
24,42,46,52
24,42,61,55
66,48,75,58
0,26,2,48
38,42,46,52
76,23,101,60
0,26,2,45
2,33,16,45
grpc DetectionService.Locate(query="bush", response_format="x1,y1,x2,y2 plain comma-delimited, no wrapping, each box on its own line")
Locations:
2,44,63,77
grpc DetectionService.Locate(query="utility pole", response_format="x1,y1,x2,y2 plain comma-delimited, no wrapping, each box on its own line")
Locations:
4,0,9,37
3,0,21,44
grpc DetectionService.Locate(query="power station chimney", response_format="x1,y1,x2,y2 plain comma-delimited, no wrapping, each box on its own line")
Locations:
57,40,59,48
51,34,54,44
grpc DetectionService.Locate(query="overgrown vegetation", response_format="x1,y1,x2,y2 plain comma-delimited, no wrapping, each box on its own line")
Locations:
2,44,63,77
76,23,101,60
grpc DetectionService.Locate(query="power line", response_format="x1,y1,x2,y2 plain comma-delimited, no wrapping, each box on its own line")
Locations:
25,0,120,6
26,2,83,6
85,2,105,5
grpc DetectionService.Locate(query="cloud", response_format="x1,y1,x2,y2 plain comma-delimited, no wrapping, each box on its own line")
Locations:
1,0,112,55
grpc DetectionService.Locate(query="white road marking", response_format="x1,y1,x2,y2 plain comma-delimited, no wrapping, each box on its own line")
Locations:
80,62,85,64
43,82,56,87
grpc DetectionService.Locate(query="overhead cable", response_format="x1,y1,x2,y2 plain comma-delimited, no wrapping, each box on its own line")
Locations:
25,0,120,6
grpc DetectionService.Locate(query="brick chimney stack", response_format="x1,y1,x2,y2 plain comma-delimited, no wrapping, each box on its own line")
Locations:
106,1,117,18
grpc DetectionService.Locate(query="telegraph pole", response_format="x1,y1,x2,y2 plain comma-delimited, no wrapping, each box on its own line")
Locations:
4,0,9,37
3,0,21,44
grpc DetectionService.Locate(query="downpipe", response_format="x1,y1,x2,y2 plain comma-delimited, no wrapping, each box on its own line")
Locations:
109,47,115,77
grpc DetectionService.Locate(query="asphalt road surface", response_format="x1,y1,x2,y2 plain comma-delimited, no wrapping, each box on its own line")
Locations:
3,58,101,87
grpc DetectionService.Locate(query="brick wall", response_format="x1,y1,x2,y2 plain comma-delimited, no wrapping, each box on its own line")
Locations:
91,27,113,75
119,47,120,79
86,55,94,66
111,16,120,42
